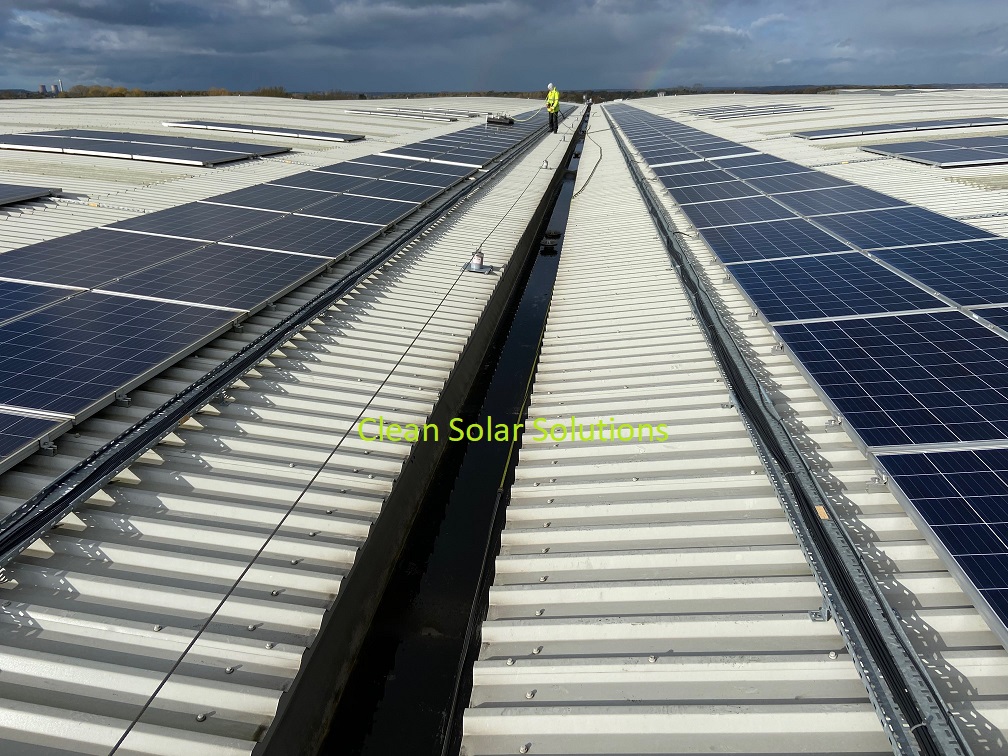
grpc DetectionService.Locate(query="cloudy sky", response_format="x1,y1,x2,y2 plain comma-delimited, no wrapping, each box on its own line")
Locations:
2,0,1007,92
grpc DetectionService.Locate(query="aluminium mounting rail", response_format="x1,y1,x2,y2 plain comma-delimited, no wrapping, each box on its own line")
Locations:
603,105,971,756
0,113,554,573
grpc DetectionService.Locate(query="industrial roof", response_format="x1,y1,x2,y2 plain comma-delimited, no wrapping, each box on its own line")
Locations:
2,89,1008,756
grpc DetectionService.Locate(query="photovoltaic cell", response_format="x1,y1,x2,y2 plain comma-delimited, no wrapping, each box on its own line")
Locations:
680,195,797,228
0,229,206,288
204,184,335,213
722,162,811,180
657,169,735,190
0,281,76,323
0,292,236,416
348,180,442,204
729,252,944,323
667,181,762,204
744,172,852,194
700,218,854,263
314,161,400,179
813,207,995,250
871,240,1008,306
772,186,908,216
109,202,280,241
777,310,1008,447
101,244,326,311
297,194,417,225
0,411,64,465
270,171,372,194
224,215,379,259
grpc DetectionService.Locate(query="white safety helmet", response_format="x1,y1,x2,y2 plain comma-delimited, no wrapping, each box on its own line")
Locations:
548,83,554,90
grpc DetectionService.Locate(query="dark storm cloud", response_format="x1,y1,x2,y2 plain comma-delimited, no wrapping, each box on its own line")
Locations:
2,1,1007,91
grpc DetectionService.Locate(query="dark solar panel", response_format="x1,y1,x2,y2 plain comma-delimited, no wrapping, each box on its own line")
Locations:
777,310,1008,447
224,215,379,259
314,161,400,179
270,171,372,193
657,169,736,189
101,244,327,312
389,168,457,187
976,307,1008,333
772,186,908,216
0,411,64,466
730,253,943,323
680,195,797,228
744,172,852,194
813,207,995,250
297,194,417,226
353,155,425,169
0,292,235,416
871,240,1008,306
348,180,442,204
204,184,333,213
863,137,1008,167
876,447,1008,633
109,202,280,241
164,120,365,142
666,181,763,204
721,161,812,180
0,183,56,207
0,281,76,324
796,117,1008,140
700,218,853,264
0,229,207,288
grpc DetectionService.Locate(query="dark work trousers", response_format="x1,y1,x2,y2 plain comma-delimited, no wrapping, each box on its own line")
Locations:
549,110,558,133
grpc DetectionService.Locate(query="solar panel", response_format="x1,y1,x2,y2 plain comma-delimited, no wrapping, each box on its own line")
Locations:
224,215,380,259
680,196,797,228
700,218,854,264
204,184,333,213
0,411,65,467
975,307,1008,333
0,292,236,416
744,172,852,194
297,194,417,226
314,161,400,179
666,181,763,204
721,161,811,180
164,120,365,143
348,180,442,204
795,117,1008,140
656,169,735,190
729,253,943,323
100,244,327,312
109,202,280,242
876,448,1008,633
354,154,426,169
389,168,458,188
772,186,908,216
270,171,373,194
776,310,1008,447
864,141,1008,168
0,281,76,324
0,229,207,288
870,240,1008,306
813,207,995,250
0,183,57,207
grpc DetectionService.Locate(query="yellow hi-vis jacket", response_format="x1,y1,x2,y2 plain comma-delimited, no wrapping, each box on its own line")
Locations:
546,88,560,113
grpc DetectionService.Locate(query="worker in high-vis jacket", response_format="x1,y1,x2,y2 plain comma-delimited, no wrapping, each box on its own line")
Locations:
546,83,560,133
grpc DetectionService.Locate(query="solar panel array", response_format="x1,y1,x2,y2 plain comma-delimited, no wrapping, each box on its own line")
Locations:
0,183,59,207
795,117,1008,140
682,103,833,120
0,109,550,470
0,129,289,166
863,135,1008,167
163,121,365,143
606,101,1008,636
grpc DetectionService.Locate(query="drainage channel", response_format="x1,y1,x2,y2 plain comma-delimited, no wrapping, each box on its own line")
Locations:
320,118,587,756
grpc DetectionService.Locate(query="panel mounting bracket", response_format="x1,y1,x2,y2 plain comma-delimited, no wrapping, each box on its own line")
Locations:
114,393,131,408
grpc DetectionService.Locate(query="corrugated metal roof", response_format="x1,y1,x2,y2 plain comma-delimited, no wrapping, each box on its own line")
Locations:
461,111,892,755
0,95,578,754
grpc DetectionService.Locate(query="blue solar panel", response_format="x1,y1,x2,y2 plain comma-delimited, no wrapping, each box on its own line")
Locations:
204,184,332,213
796,117,1008,140
680,196,797,228
813,207,995,250
772,186,908,216
0,183,55,207
777,311,1008,447
700,219,854,264
876,447,1008,633
666,181,762,204
657,169,736,189
871,240,1008,306
0,292,235,416
270,171,373,193
101,244,326,312
224,215,379,259
347,180,442,204
721,162,811,180
0,281,76,324
297,194,417,226
110,202,280,242
729,253,944,323
744,172,852,194
0,411,63,466
863,139,1008,168
975,307,1008,333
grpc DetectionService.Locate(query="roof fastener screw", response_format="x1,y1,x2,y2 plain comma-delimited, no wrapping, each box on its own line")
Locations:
547,499,554,504
289,462,295,468
543,522,551,528
648,655,657,663
829,650,838,659
632,477,639,482
533,482,540,487
291,558,300,565
353,468,359,473
196,713,207,722
519,745,531,754
541,547,549,553
551,460,557,465
271,589,281,596
506,657,515,666
309,531,317,537
549,478,555,483
525,689,536,699
326,509,332,514
225,666,235,674
532,646,542,655
536,609,545,616
247,624,256,632
153,624,162,632
368,474,374,479
265,642,275,649
539,576,548,582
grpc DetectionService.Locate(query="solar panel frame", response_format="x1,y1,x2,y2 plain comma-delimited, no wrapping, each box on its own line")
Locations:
813,207,995,250
680,195,798,228
700,218,855,264
743,172,853,194
295,194,417,226
223,215,380,259
203,184,336,213
0,281,79,324
269,171,374,194
667,181,764,204
109,202,282,242
347,179,443,204
0,183,57,207
871,240,1008,306
0,410,67,472
771,186,909,216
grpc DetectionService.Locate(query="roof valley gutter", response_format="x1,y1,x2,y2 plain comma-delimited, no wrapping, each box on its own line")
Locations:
0,113,558,575
602,106,971,756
